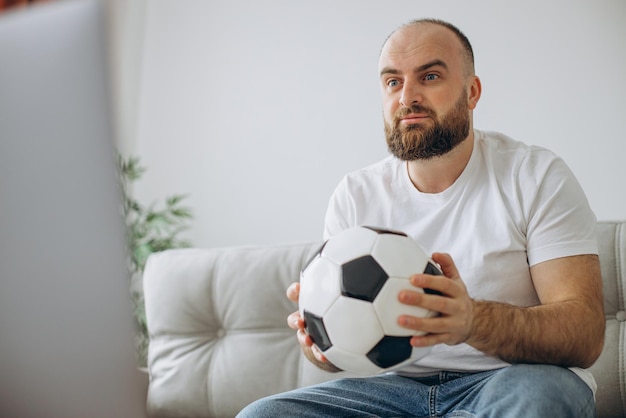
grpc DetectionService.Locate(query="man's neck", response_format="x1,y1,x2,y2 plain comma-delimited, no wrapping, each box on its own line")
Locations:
406,131,475,194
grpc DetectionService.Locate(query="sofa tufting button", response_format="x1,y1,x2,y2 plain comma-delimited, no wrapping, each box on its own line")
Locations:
616,311,626,322
216,329,226,338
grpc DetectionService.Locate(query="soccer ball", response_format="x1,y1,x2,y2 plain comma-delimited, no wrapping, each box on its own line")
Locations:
298,226,442,376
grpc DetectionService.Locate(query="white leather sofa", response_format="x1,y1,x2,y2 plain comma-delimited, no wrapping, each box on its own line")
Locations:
144,221,625,418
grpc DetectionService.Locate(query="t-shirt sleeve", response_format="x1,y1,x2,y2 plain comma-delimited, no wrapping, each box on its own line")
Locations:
521,151,598,266
323,177,353,241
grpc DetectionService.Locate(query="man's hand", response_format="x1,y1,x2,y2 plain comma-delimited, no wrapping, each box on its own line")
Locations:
397,252,474,347
286,283,342,373
397,252,605,369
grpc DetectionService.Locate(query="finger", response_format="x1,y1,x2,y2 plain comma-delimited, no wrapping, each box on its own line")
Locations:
297,328,314,347
408,274,459,299
399,313,455,333
286,282,300,302
311,344,329,363
298,330,328,363
399,303,472,345
403,287,465,315
431,252,461,280
287,310,302,330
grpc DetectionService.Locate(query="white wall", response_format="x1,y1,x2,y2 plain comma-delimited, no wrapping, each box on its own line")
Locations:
134,0,626,248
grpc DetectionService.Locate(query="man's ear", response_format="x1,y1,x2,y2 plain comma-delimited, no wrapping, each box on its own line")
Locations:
468,76,482,110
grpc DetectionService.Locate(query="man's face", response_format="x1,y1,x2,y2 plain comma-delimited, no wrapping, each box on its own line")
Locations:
384,87,469,161
378,23,478,161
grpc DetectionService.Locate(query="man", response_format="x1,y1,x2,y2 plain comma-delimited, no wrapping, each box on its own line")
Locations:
238,19,604,417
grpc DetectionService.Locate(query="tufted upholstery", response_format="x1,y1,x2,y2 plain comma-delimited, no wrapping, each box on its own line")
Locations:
590,221,626,416
144,221,625,418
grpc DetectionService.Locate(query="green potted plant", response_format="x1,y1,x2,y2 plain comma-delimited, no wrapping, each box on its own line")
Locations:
118,154,193,367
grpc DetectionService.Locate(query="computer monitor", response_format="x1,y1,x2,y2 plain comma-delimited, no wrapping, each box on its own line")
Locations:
0,0,146,416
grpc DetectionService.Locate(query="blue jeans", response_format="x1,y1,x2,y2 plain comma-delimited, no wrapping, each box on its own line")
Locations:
237,364,596,417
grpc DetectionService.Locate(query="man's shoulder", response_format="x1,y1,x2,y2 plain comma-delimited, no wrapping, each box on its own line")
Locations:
344,155,401,180
333,155,405,197
476,130,560,165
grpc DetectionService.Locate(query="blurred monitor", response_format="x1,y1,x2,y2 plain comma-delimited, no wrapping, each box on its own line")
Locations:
0,0,146,416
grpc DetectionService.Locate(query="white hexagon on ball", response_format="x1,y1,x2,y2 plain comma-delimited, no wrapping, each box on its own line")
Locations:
371,233,430,278
373,277,434,336
324,345,384,376
322,227,378,265
299,256,341,318
323,296,384,354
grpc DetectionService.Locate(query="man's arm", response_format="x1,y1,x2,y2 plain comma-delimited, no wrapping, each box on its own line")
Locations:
399,253,605,369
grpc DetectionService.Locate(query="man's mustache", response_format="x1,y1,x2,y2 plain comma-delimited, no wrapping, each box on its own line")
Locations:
394,104,436,125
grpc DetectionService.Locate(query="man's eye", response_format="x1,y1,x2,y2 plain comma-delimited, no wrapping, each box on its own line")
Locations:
424,73,439,81
387,79,399,88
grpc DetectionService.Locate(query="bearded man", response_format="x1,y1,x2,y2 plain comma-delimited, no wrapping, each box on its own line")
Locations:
238,19,604,418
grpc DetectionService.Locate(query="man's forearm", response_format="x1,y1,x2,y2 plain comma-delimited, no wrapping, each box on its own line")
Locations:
466,299,604,368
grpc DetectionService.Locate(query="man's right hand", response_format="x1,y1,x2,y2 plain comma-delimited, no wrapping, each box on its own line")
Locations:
286,282,342,373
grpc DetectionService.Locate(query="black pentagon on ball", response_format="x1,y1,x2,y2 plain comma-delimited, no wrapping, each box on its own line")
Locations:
423,261,442,276
341,255,389,302
303,310,332,351
366,336,413,368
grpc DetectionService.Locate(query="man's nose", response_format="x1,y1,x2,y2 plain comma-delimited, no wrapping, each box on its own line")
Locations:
399,82,423,107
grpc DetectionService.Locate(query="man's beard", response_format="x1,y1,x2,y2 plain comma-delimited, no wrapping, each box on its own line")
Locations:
385,90,470,161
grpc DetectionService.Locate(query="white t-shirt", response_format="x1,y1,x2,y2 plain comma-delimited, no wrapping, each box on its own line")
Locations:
323,130,599,392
